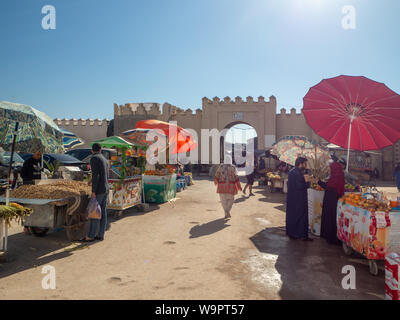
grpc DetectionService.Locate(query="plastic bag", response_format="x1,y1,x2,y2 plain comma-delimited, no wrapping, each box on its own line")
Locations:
86,197,101,220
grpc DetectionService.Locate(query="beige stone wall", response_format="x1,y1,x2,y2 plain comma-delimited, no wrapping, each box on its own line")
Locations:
54,118,110,149
110,96,397,180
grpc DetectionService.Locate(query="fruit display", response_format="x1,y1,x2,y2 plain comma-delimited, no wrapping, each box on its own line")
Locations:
145,166,176,176
340,192,391,211
310,183,324,191
267,172,281,180
10,181,91,199
0,203,33,226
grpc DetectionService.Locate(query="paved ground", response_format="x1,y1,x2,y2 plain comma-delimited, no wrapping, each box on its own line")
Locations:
0,177,397,300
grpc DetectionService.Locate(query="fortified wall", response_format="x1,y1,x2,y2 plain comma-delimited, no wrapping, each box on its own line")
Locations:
54,118,110,148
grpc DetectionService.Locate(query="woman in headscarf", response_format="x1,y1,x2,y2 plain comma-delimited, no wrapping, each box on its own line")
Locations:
214,155,242,219
317,158,346,245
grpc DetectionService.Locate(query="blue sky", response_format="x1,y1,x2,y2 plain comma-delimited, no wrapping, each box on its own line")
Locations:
1,0,399,128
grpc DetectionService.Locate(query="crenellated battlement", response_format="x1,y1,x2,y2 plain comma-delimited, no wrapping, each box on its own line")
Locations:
277,107,303,116
202,95,276,106
114,103,161,116
54,118,110,127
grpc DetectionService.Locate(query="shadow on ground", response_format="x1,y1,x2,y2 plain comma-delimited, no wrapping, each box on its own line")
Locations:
189,218,230,239
249,226,385,300
0,203,160,279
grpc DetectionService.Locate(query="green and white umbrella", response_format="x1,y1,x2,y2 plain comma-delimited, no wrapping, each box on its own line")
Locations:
0,101,63,153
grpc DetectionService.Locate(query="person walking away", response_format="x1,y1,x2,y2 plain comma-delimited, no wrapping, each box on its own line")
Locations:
21,150,43,185
286,157,312,241
394,163,400,192
243,157,257,196
317,159,346,245
214,155,242,219
81,143,109,242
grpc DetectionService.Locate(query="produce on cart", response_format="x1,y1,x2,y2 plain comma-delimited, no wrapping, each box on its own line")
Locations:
266,172,283,192
2,180,91,240
337,192,394,275
0,203,32,226
91,136,147,219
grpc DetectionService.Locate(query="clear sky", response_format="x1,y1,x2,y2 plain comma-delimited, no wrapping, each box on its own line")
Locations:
1,0,399,130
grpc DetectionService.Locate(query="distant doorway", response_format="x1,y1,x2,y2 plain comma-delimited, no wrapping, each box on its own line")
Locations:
221,122,257,166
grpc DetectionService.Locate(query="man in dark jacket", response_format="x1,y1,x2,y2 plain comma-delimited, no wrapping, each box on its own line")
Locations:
286,157,312,241
82,143,109,242
21,151,42,184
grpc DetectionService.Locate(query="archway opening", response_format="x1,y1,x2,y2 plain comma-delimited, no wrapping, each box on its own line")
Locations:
221,122,258,167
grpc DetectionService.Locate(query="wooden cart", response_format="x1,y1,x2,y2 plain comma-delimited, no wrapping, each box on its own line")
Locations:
0,194,90,241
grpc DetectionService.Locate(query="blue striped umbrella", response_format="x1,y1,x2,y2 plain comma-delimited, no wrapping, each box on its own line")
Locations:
60,128,84,150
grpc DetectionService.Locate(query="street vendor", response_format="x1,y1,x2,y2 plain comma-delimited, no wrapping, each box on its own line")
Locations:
21,150,43,184
317,159,346,245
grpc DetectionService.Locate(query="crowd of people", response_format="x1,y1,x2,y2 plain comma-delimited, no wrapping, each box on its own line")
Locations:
213,152,356,245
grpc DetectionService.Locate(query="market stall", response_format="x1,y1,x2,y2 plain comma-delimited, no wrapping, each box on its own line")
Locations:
0,101,65,254
336,191,400,275
143,170,177,203
266,172,284,193
0,180,91,241
91,136,147,219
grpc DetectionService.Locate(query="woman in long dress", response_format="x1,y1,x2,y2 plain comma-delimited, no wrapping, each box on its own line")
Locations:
214,156,242,219
318,159,346,245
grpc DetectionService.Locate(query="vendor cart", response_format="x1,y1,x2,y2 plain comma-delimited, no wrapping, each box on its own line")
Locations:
143,174,177,203
337,200,392,276
107,175,146,219
308,188,325,236
268,178,284,193
0,193,89,241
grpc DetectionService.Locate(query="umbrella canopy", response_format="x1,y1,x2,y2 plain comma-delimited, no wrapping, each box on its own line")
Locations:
271,135,331,168
60,128,84,150
303,75,400,151
120,128,165,148
91,136,133,149
0,101,63,153
135,120,197,154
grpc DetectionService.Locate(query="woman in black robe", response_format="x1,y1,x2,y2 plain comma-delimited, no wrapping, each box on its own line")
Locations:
318,159,346,245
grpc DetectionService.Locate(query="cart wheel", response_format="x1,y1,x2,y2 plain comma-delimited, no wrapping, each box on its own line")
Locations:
29,227,49,237
369,260,379,276
342,242,353,256
65,213,86,241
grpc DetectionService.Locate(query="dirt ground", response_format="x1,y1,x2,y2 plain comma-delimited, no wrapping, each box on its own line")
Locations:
0,177,397,300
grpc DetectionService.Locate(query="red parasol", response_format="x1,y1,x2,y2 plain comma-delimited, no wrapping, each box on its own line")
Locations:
135,119,197,154
303,75,400,170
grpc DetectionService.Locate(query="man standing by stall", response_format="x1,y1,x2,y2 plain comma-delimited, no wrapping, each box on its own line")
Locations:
81,143,109,242
286,157,312,241
21,150,42,184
